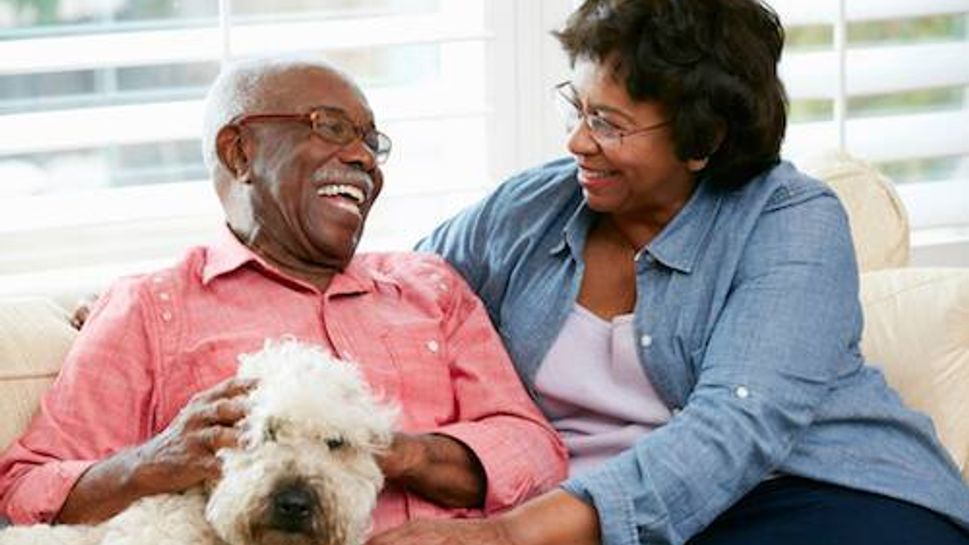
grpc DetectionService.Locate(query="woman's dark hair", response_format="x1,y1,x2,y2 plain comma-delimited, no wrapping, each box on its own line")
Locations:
555,0,787,188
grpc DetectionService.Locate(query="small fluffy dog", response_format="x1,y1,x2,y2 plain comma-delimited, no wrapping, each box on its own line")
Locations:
0,339,397,545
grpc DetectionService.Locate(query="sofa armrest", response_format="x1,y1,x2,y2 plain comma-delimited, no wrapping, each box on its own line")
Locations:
859,267,969,481
0,297,77,452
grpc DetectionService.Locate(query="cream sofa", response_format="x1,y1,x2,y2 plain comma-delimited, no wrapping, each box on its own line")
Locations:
0,155,967,519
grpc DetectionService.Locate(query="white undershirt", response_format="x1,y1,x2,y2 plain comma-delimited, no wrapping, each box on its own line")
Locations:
535,304,672,477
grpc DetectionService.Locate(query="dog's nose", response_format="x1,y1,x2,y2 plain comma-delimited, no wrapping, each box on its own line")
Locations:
270,484,316,532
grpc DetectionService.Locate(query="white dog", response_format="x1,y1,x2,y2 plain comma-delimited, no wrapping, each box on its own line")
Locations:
0,339,397,545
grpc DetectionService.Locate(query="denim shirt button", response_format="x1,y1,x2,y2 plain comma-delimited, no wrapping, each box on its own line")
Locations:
735,386,750,399
639,334,653,348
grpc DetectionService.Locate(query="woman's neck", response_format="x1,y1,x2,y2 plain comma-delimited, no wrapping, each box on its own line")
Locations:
608,182,696,250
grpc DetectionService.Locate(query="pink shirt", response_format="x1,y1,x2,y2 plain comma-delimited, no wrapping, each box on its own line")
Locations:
0,228,567,530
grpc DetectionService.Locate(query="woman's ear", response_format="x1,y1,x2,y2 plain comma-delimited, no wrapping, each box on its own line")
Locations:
687,124,726,173
687,156,710,172
216,124,251,181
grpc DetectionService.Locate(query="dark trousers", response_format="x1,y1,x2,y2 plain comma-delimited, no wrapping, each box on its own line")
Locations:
688,476,969,545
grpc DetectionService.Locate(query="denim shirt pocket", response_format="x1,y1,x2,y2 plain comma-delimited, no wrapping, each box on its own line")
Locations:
380,322,454,430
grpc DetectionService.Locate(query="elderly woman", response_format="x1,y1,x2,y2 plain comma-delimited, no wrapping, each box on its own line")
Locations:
369,0,969,544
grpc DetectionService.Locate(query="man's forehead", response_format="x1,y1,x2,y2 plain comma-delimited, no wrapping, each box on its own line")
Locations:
262,66,373,121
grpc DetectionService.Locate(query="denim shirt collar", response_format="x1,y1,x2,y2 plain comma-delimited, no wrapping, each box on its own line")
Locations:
549,198,594,264
552,173,723,274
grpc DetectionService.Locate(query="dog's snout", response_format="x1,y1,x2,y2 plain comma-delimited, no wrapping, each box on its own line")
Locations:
270,484,317,532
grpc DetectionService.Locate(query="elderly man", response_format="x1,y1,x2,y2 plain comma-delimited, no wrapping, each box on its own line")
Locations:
0,58,567,531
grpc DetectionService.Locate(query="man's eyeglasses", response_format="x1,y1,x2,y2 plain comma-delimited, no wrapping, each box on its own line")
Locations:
554,81,670,146
231,105,392,164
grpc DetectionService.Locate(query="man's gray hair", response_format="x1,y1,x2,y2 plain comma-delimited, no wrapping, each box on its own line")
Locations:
200,57,343,174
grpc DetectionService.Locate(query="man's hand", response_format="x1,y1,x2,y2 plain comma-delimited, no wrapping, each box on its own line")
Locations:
366,518,516,545
377,433,486,509
130,377,255,494
56,376,256,523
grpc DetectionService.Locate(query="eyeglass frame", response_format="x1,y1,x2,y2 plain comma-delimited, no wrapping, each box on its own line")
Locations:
229,105,392,164
554,81,671,146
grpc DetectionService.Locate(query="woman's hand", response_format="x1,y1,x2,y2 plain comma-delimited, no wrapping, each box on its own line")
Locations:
366,490,601,545
367,518,516,545
69,293,100,329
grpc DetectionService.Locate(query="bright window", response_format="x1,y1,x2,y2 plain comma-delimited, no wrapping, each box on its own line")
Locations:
4,0,963,298
0,0,573,297
771,0,969,235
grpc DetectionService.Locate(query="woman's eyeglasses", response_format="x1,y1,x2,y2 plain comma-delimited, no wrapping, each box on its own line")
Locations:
553,81,670,146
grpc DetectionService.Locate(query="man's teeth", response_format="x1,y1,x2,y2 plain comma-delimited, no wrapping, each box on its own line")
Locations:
316,184,365,204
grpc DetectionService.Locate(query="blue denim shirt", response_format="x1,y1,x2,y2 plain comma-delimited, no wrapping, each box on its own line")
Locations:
418,158,969,544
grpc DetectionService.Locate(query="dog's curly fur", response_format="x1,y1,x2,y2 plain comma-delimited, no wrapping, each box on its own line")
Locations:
0,339,397,545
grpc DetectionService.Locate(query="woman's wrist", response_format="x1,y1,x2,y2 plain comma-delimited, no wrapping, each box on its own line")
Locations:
496,489,601,545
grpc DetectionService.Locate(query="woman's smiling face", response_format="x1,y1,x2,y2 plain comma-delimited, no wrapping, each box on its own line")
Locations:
566,57,698,219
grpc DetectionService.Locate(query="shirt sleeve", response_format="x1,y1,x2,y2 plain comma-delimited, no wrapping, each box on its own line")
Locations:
430,262,568,514
561,192,863,545
0,278,158,524
415,207,487,292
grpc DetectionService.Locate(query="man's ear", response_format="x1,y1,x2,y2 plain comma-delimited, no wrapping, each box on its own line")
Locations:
216,124,252,181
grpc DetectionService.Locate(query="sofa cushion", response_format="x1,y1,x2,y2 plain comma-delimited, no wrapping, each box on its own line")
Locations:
801,150,910,272
0,297,76,451
859,267,969,480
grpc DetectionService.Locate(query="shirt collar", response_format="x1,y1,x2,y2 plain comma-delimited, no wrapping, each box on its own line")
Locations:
552,175,723,274
552,199,596,263
202,224,382,296
645,177,723,274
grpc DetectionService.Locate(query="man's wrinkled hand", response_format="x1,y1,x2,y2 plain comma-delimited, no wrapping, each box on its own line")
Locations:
130,376,256,494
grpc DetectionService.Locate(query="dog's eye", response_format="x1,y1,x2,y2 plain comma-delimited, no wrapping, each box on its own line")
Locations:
264,418,280,442
325,437,346,450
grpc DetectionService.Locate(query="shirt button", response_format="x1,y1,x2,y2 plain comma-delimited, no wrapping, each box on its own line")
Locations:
161,311,172,322
158,292,170,301
426,340,439,353
640,334,653,348
735,386,750,399
671,406,681,415
152,276,164,284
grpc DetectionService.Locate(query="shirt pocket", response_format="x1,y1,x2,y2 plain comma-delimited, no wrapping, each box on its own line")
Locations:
160,335,266,425
380,322,454,430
